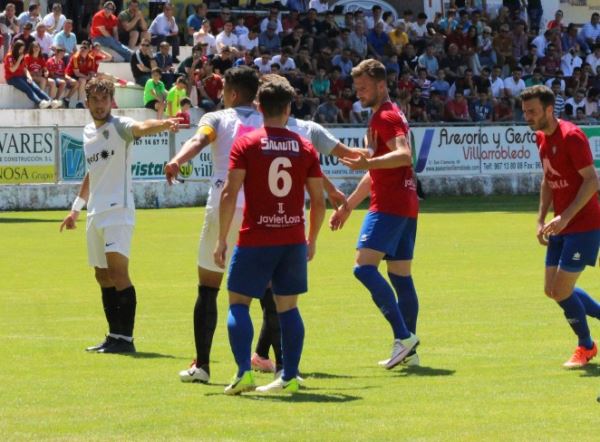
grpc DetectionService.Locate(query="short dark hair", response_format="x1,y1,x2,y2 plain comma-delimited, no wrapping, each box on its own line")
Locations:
85,77,115,99
351,58,387,82
151,67,162,75
258,74,295,118
520,85,555,108
180,97,192,107
224,66,260,103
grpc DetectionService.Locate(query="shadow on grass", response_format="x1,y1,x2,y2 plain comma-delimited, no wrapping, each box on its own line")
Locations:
240,391,362,403
117,352,179,359
0,217,63,223
393,366,456,377
300,372,356,379
578,363,600,377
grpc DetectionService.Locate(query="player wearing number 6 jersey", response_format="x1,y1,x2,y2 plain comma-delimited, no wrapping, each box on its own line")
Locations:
215,75,325,395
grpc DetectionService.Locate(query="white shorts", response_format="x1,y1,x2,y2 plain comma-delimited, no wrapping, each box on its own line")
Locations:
87,214,134,268
197,205,243,273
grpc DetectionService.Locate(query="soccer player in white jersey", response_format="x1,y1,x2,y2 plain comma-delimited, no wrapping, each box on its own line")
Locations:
165,68,358,383
60,78,180,354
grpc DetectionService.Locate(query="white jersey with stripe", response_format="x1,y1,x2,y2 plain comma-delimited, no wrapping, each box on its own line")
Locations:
84,115,136,218
198,108,340,208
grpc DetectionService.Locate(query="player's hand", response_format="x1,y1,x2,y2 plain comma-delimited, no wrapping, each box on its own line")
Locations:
164,118,181,133
340,155,370,170
536,221,548,246
307,240,316,261
213,240,227,269
60,211,79,232
542,215,569,237
326,186,347,210
164,161,180,185
329,206,351,231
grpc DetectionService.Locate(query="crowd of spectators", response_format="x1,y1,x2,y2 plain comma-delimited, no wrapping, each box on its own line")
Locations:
2,0,600,123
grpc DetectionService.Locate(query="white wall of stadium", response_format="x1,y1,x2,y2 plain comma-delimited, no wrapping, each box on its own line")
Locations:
2,124,600,210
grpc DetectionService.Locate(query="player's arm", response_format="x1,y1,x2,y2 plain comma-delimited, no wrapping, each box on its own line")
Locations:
329,172,371,231
131,118,180,138
340,130,412,170
543,164,600,236
164,126,215,184
214,168,245,268
306,176,326,261
536,176,552,245
60,173,89,232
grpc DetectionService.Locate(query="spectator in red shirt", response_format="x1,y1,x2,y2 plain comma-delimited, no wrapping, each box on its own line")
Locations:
175,97,191,127
24,41,47,95
494,96,514,121
445,89,471,121
90,1,132,62
66,41,96,108
336,87,354,123
3,39,55,108
45,46,76,103
197,61,223,111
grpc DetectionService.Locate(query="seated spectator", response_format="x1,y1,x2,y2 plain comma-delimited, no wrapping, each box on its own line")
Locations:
426,90,445,121
233,50,254,68
539,44,562,77
315,93,342,123
90,1,132,62
389,21,409,55
564,88,586,120
45,46,76,104
283,10,300,33
149,2,180,62
118,0,150,50
586,45,600,73
449,68,475,99
0,3,19,57
254,51,272,74
311,67,330,99
470,90,493,122
566,66,588,97
547,9,563,30
503,67,525,101
409,87,428,122
234,16,249,38
186,3,206,45
439,43,465,83
525,68,544,87
176,97,192,127
260,7,283,33
24,41,48,96
215,21,239,55
291,90,312,119
580,13,600,49
519,44,539,77
415,67,432,98
477,26,495,68
418,45,439,78
329,67,345,96
544,70,566,92
551,79,566,117
12,21,35,51
259,21,281,53
240,26,259,53
53,19,77,59
272,47,297,74
409,12,429,52
445,89,471,121
493,97,514,121
211,45,234,75
331,48,353,79
309,0,329,15
351,98,371,123
166,76,187,118
397,69,415,94
493,24,513,69
193,20,216,56
196,61,223,111
561,46,582,77
155,40,175,89
177,43,205,82
336,87,353,122
42,3,66,37
34,22,53,57
130,38,156,86
17,3,40,32
562,23,585,54
65,41,95,108
367,22,389,60
349,21,368,59
144,67,166,118
210,6,231,35
430,69,450,97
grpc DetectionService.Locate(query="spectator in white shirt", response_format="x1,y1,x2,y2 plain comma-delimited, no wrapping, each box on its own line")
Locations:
254,51,273,74
545,74,566,92
42,3,66,36
364,5,383,30
260,7,283,34
215,21,239,54
531,30,550,58
561,46,583,77
586,45,600,73
34,22,54,57
239,26,259,53
503,67,526,98
149,3,180,61
193,20,217,56
351,99,371,123
581,13,600,48
490,66,505,99
564,89,587,119
308,0,329,14
271,48,296,73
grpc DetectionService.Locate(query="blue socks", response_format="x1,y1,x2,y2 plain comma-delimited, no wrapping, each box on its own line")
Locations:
574,287,600,319
388,273,419,334
354,265,410,340
279,308,304,381
558,295,593,349
227,304,253,378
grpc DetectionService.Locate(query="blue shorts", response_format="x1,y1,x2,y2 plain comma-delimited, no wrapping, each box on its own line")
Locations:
546,229,600,272
227,243,308,298
356,211,417,261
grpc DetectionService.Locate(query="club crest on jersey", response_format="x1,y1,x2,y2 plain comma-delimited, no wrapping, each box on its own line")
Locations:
103,130,109,139
214,179,224,189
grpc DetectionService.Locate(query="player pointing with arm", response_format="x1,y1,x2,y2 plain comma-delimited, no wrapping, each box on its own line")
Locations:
60,78,179,353
215,74,325,395
522,85,600,368
330,59,420,369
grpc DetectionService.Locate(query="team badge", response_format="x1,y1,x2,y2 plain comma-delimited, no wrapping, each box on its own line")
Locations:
103,130,109,139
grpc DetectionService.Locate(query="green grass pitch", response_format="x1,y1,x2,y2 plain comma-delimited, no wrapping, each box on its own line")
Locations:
1,195,600,441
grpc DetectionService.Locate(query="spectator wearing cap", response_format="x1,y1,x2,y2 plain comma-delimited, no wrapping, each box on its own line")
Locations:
90,1,132,62
581,13,600,48
193,20,216,56
272,48,296,73
240,26,259,53
260,7,283,34
367,22,389,60
349,21,367,58
259,21,281,53
365,5,383,31
215,21,238,54
253,51,272,74
308,0,329,14
118,0,150,50
12,21,35,51
149,2,180,61
315,93,342,123
186,3,207,45
130,37,156,86
34,22,54,57
53,19,77,59
210,6,231,35
0,3,19,56
17,3,40,32
42,3,66,37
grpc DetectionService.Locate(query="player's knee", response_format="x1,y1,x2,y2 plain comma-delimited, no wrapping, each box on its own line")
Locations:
107,267,130,287
353,265,377,283
94,268,112,286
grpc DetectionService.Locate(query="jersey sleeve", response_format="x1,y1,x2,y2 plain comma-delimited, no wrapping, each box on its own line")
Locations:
113,116,136,144
229,137,248,171
566,129,594,171
372,109,408,146
306,121,339,155
196,111,220,142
